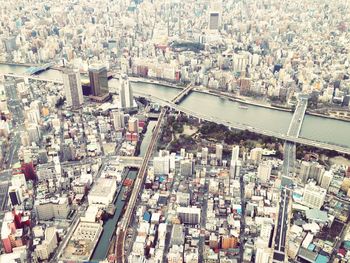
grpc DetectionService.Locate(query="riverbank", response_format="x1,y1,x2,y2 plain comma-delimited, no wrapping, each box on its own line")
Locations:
0,61,36,67
129,76,183,90
306,111,350,123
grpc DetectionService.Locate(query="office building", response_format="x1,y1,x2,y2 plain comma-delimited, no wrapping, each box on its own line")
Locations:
201,147,209,164
9,187,22,206
111,110,124,130
119,74,134,109
303,182,327,209
177,206,201,225
62,69,83,109
180,159,194,177
299,161,311,183
231,145,240,161
257,163,272,183
34,227,57,261
89,64,108,96
88,178,117,206
215,144,223,164
35,197,71,221
320,170,333,190
208,1,222,30
170,224,185,246
250,148,263,162
128,117,139,133
154,156,170,175
229,160,241,180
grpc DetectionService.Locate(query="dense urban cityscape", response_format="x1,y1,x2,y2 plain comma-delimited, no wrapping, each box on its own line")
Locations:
0,0,350,263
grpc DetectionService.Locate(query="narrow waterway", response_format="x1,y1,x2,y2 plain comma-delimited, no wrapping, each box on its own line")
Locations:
90,121,156,261
90,169,137,261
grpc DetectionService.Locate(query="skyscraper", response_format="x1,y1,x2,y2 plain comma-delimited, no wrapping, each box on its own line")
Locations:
111,110,124,130
119,74,134,109
257,163,272,183
89,64,108,96
231,145,240,161
62,69,83,109
208,1,222,30
215,144,223,164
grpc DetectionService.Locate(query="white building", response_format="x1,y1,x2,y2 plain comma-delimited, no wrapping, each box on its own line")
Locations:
119,74,134,109
35,227,58,261
257,163,272,183
303,182,327,209
88,178,117,206
153,156,170,175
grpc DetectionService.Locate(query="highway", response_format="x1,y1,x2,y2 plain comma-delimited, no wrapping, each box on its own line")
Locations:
115,109,165,263
273,96,308,262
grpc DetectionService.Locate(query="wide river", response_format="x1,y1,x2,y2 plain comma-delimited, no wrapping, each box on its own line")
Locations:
1,64,350,148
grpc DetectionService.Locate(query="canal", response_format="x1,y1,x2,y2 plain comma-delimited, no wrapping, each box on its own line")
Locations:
1,64,350,148
90,120,157,261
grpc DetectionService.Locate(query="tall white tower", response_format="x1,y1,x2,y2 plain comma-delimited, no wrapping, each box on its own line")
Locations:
119,74,134,109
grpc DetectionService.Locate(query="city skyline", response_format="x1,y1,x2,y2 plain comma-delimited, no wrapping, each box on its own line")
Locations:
0,1,350,263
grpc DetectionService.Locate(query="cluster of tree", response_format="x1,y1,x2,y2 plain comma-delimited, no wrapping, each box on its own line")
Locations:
55,97,66,108
170,135,196,152
199,122,281,146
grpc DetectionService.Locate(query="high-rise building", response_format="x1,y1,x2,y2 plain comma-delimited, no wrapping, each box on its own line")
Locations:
299,161,311,183
119,74,134,109
215,144,223,164
180,159,194,177
257,163,272,183
201,147,209,164
230,160,241,179
153,156,170,175
208,1,222,30
62,69,83,109
320,171,333,190
250,148,263,162
303,182,327,209
111,110,124,130
89,64,108,96
209,12,220,30
9,187,21,206
231,145,240,161
128,117,139,133
177,206,201,224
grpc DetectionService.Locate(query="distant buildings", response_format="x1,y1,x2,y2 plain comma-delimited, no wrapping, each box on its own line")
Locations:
62,69,83,109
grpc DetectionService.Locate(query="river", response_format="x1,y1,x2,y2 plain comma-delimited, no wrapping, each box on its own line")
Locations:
1,64,350,148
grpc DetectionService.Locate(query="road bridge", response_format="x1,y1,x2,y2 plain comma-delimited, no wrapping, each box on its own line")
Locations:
273,95,308,262
26,62,55,75
2,73,63,84
171,83,194,104
117,156,143,168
